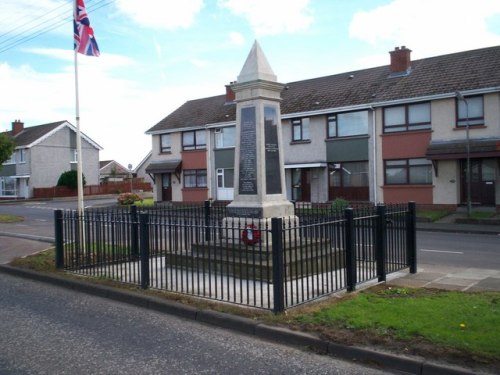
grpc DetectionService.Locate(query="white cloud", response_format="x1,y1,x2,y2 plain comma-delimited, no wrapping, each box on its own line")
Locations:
217,0,314,36
25,47,136,69
349,0,500,58
229,32,245,46
115,0,204,30
0,47,225,167
0,0,69,44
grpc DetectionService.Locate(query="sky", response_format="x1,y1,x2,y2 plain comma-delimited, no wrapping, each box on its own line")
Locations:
1,0,500,169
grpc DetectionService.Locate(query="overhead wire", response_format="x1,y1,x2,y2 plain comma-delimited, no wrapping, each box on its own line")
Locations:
0,0,114,55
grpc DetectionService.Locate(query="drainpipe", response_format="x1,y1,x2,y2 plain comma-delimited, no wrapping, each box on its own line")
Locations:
205,125,212,201
371,106,378,203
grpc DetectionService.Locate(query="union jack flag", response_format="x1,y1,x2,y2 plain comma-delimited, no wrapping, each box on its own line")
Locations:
74,0,100,56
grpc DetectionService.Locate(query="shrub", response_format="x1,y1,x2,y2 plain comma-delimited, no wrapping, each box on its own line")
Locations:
117,192,142,205
329,197,349,212
57,170,86,189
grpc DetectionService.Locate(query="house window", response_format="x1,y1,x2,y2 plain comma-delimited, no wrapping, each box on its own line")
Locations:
327,115,337,138
383,103,431,132
384,158,432,185
4,152,15,164
292,118,310,141
184,169,207,188
70,148,77,163
18,149,26,163
327,110,368,138
457,95,484,127
160,134,171,153
182,130,206,150
215,127,236,149
0,177,16,196
217,168,234,188
329,161,369,187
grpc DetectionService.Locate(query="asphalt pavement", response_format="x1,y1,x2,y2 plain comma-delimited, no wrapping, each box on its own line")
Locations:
0,203,499,375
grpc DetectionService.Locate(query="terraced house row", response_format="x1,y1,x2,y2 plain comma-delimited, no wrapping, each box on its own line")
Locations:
144,45,500,210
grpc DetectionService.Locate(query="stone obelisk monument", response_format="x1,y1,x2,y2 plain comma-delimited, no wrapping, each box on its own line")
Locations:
226,41,295,221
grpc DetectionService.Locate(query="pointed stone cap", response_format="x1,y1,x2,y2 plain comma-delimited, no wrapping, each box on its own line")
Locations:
237,41,277,83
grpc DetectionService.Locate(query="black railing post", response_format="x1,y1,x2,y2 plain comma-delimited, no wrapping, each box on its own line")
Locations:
407,201,417,274
376,204,386,282
345,208,356,292
130,205,139,259
204,200,211,242
54,210,64,269
74,211,81,267
139,212,150,289
272,217,285,313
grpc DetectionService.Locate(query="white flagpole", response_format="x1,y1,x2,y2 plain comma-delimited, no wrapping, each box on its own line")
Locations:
74,0,85,250
74,0,84,215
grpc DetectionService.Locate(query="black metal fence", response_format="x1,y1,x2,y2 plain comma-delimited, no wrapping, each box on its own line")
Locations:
54,201,417,313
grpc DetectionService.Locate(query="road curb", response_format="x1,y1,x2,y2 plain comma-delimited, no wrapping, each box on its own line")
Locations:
0,264,482,375
0,231,55,243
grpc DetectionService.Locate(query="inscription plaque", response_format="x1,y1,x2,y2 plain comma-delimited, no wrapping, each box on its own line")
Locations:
264,106,282,194
238,107,257,194
225,207,263,218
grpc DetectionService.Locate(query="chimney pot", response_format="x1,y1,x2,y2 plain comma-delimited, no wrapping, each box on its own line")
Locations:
225,84,235,103
11,119,24,136
389,46,412,73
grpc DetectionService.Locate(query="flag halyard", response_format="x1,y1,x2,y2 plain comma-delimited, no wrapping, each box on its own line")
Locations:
74,0,100,57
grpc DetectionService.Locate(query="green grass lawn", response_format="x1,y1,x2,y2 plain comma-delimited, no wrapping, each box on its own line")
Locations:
0,213,24,223
416,209,451,221
287,287,500,360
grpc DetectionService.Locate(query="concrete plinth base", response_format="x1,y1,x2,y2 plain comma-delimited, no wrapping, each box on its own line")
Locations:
173,240,345,282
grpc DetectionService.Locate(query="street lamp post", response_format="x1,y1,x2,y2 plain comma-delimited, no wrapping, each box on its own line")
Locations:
128,163,133,193
455,91,471,217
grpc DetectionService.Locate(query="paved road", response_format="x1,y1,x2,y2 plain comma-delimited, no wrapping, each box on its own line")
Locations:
0,272,387,375
417,231,500,269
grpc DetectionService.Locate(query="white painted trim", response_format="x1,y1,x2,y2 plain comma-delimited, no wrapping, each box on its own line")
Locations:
285,163,327,169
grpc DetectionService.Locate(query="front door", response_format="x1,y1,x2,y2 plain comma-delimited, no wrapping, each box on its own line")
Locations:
461,158,496,206
162,173,172,201
291,168,311,202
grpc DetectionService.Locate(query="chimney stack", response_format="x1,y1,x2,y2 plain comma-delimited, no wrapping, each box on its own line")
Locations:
11,119,24,136
225,82,236,103
389,46,412,73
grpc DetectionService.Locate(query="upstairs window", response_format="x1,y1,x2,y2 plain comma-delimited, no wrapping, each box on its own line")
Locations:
328,110,368,138
457,95,484,127
160,134,171,153
18,149,26,163
70,149,77,163
215,127,236,149
182,130,206,150
292,118,310,142
383,103,431,133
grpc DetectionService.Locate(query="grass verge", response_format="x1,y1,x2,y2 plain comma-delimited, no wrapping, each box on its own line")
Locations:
416,209,451,222
0,214,24,223
281,286,500,361
7,249,500,372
